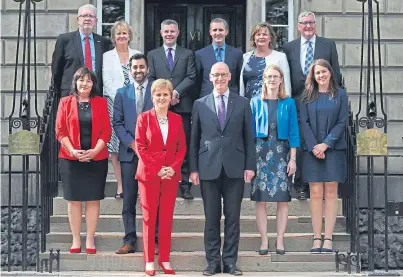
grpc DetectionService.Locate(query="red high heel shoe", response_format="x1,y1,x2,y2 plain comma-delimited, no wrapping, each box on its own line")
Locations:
145,269,156,276
69,247,81,253
86,248,96,254
158,261,176,275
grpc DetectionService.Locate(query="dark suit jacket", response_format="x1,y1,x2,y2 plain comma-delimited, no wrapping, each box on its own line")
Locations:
51,30,111,97
283,36,341,104
195,45,243,98
147,46,196,114
135,110,187,183
189,92,256,180
55,95,111,160
112,82,153,162
300,88,348,152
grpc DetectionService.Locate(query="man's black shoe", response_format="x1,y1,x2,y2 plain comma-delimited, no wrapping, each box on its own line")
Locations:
296,189,307,200
223,264,243,275
202,264,221,276
182,189,194,200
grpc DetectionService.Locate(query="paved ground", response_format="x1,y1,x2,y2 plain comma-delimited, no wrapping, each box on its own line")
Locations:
2,271,401,277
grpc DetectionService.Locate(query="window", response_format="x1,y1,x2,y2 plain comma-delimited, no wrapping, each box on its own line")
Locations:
97,0,130,38
263,0,294,50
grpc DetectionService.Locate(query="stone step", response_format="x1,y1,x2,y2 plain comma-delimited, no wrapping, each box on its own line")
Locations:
52,197,343,216
49,214,347,233
39,251,339,272
45,232,350,253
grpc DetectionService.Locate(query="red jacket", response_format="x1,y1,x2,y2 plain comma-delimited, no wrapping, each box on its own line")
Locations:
55,95,112,160
135,109,186,182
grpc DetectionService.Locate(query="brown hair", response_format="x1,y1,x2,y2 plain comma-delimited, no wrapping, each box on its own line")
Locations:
151,79,174,98
249,22,276,49
70,67,98,98
301,59,338,103
261,65,287,100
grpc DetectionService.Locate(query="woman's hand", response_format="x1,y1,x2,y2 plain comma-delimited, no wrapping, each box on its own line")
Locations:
79,149,98,162
70,149,85,159
287,159,296,176
157,167,175,179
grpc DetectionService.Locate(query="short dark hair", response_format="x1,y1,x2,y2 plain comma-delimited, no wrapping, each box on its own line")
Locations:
70,67,98,98
129,53,148,68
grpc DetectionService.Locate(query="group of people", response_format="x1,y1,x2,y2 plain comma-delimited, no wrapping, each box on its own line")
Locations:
53,4,348,276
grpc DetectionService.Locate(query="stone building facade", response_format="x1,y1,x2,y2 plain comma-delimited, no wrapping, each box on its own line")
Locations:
1,0,402,270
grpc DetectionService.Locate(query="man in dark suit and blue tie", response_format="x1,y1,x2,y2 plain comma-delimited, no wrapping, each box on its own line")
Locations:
189,62,256,276
195,18,243,98
112,53,154,254
283,11,341,200
147,19,197,200
51,4,110,97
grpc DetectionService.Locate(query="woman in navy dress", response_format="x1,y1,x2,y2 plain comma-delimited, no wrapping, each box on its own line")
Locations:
250,65,299,255
300,59,348,253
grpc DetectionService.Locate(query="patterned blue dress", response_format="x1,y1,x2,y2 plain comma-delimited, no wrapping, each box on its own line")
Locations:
243,54,266,99
251,100,292,202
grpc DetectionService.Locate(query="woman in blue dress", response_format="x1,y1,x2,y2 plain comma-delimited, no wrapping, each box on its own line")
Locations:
250,65,300,255
300,59,348,253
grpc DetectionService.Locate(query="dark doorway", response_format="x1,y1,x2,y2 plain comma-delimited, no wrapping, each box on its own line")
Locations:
144,0,246,53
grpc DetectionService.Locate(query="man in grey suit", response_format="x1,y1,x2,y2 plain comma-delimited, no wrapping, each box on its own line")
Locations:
189,62,255,276
147,19,197,200
283,10,341,200
195,18,243,98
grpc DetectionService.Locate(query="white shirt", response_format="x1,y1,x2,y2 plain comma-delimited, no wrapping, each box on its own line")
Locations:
133,79,148,102
159,121,168,145
300,35,316,72
163,44,177,60
213,89,229,116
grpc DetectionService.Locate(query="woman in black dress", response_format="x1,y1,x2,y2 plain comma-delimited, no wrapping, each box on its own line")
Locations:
56,67,111,254
300,59,348,253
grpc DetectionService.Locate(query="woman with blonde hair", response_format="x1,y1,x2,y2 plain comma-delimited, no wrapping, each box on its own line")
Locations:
240,22,291,99
250,65,299,255
300,59,348,253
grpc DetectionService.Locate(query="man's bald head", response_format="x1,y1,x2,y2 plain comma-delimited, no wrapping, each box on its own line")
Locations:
210,62,231,94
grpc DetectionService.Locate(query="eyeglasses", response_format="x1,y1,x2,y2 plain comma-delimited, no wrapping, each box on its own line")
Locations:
299,21,315,26
264,75,281,80
78,14,96,19
210,73,229,78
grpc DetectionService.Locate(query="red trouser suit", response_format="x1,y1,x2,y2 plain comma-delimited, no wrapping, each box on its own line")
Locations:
135,110,186,263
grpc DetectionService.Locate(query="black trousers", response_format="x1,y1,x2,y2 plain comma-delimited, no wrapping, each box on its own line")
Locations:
200,168,244,266
179,113,192,191
121,156,158,246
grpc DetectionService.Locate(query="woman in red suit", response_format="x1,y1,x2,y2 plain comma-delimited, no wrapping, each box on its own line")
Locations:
135,79,186,276
55,67,111,254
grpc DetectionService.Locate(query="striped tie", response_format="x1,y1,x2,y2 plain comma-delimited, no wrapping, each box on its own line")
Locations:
304,41,313,76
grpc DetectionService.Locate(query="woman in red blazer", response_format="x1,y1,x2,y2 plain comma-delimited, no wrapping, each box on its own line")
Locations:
55,67,111,255
135,79,186,276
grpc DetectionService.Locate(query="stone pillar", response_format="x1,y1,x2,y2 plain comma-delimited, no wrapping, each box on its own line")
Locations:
246,0,264,52
130,0,145,52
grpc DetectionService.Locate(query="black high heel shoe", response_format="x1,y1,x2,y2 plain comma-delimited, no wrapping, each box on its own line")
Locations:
115,192,123,199
321,238,334,253
275,241,286,255
310,237,322,253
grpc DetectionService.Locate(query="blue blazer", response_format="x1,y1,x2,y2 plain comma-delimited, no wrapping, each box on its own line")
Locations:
300,88,348,151
250,96,300,148
195,44,243,97
113,82,153,162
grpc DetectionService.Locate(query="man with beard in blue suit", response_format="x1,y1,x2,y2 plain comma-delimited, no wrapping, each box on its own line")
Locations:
113,53,155,254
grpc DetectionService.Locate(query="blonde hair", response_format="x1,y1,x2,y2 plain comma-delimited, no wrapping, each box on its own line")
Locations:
110,20,133,46
151,79,174,98
249,22,276,49
261,65,287,100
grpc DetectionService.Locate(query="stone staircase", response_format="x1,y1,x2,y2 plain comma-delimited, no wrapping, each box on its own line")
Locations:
41,179,350,272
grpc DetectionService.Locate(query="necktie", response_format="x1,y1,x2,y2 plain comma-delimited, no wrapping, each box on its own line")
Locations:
167,48,174,71
215,48,222,62
304,41,313,76
85,36,92,70
218,95,226,128
136,85,144,115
